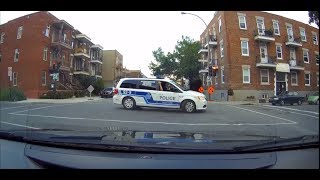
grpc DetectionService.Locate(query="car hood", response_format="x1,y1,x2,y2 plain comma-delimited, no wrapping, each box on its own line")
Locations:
183,90,205,97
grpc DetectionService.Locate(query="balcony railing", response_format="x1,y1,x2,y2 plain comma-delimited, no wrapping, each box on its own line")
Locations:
285,35,302,47
289,59,304,70
256,55,277,68
198,45,208,54
254,29,275,42
51,36,72,49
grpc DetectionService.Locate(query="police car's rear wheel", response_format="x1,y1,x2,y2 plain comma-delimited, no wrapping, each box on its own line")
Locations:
183,100,196,113
122,97,136,110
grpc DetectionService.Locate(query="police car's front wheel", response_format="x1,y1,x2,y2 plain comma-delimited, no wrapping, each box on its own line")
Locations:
122,97,136,110
182,100,196,113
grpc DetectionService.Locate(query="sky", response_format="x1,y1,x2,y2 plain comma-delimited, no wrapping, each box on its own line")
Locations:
0,11,317,77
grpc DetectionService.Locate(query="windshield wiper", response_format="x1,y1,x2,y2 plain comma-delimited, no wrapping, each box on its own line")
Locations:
233,135,319,152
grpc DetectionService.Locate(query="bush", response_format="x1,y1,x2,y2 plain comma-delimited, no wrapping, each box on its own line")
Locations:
93,78,104,95
0,88,26,101
40,90,73,99
74,90,86,97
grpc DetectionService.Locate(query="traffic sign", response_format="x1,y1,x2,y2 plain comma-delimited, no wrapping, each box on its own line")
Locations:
198,86,204,93
208,86,215,94
87,85,94,93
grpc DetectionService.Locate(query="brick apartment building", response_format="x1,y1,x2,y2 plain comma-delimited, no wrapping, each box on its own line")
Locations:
198,11,319,101
0,11,103,98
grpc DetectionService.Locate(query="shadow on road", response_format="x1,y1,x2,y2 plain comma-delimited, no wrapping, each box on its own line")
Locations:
114,107,206,114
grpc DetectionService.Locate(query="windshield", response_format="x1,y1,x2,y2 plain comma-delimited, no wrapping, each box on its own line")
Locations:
0,11,318,159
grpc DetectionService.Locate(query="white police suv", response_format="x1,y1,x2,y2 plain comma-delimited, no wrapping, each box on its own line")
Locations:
113,78,207,113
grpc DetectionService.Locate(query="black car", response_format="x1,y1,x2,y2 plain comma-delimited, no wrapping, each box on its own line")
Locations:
269,91,304,106
100,87,114,98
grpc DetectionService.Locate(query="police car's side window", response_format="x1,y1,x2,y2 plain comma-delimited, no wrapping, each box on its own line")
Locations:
120,80,138,89
138,80,157,90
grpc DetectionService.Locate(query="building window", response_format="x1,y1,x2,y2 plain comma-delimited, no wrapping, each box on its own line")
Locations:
262,94,269,99
305,73,310,86
241,40,249,56
14,49,19,62
17,26,23,39
0,32,4,43
276,45,282,59
41,71,46,86
62,54,65,66
303,50,309,63
0,52,2,63
312,32,318,45
317,74,319,87
256,19,265,35
291,71,298,85
242,67,250,84
218,18,222,33
316,53,319,65
273,21,280,35
286,25,294,41
238,16,247,30
260,69,269,84
45,25,50,37
300,28,307,42
13,72,18,86
220,40,224,58
43,47,48,61
221,66,225,84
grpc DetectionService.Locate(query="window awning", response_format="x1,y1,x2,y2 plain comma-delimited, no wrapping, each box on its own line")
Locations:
276,63,290,73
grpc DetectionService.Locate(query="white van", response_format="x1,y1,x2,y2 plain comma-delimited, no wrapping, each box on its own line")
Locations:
113,78,207,113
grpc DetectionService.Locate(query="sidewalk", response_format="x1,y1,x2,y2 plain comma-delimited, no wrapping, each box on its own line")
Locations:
14,96,102,104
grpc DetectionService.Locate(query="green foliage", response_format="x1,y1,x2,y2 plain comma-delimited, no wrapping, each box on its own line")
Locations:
92,78,104,95
73,74,104,95
149,36,201,81
39,91,74,99
0,88,26,101
308,11,319,27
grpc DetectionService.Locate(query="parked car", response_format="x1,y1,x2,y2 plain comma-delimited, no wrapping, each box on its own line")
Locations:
269,91,304,106
100,87,114,98
307,92,319,105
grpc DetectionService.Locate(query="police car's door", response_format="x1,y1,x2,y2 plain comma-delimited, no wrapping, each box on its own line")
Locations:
153,81,182,108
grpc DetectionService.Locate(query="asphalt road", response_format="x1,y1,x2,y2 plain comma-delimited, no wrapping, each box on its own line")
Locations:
0,98,319,138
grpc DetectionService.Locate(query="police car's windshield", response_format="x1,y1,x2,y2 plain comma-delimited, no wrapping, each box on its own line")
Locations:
169,80,187,91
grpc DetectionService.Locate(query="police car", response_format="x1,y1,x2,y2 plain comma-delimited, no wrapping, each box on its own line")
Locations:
113,78,207,113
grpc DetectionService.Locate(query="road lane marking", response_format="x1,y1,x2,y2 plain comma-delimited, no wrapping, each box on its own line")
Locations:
262,105,319,115
9,113,295,126
260,106,319,119
0,105,34,110
9,104,72,114
225,105,297,124
1,121,40,129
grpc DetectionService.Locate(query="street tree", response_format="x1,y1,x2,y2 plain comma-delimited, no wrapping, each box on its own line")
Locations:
308,11,319,27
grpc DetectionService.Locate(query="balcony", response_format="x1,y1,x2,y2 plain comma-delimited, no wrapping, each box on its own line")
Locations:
204,35,218,48
116,60,123,68
51,36,72,49
91,57,103,64
91,44,103,50
51,20,74,30
285,36,302,47
199,64,209,74
74,48,90,59
256,55,277,68
254,29,275,42
198,45,208,54
289,59,304,71
198,59,208,63
76,34,91,43
73,66,90,76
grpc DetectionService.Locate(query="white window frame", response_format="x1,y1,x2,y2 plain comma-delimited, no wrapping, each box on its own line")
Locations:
304,73,310,86
45,25,50,37
242,66,250,84
291,71,298,86
218,18,222,33
312,32,318,45
317,73,319,87
303,49,309,63
0,32,4,43
238,16,247,30
315,52,319,65
300,28,307,42
272,21,280,36
220,40,224,58
13,72,18,86
276,45,282,59
221,66,225,84
14,49,19,62
260,69,269,85
17,26,23,39
241,40,249,56
41,71,47,86
43,47,48,61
